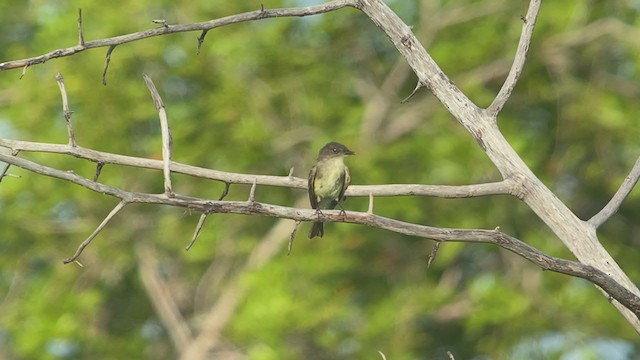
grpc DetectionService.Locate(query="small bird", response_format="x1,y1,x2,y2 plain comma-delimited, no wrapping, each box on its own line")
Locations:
308,142,355,238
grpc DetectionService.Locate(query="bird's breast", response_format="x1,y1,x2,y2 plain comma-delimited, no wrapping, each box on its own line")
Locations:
314,157,346,199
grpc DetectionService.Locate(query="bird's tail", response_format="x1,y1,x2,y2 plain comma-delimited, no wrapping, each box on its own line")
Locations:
309,222,324,239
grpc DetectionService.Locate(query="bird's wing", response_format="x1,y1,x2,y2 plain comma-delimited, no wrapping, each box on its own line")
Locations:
308,165,319,209
339,165,351,202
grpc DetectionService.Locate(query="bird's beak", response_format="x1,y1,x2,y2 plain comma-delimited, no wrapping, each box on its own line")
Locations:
346,149,355,155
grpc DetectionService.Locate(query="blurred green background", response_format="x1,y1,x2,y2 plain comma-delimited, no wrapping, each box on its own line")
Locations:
1,0,639,359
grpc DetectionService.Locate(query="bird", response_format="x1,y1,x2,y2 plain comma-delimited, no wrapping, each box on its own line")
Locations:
308,142,355,238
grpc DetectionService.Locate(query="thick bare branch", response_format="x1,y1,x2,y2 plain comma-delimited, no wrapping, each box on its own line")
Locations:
589,156,640,228
0,0,358,72
358,0,640,331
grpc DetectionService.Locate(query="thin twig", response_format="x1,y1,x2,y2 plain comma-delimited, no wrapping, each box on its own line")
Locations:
589,156,640,228
152,19,168,28
367,192,374,213
63,200,127,264
77,8,84,46
427,241,441,268
0,150,19,182
101,45,116,86
288,220,301,255
93,162,104,182
218,182,230,200
196,30,209,55
186,213,208,251
19,65,28,79
378,351,387,360
55,73,77,147
248,178,257,202
486,0,541,117
143,74,174,197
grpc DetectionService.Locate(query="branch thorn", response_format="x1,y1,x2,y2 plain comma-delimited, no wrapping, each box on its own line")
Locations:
219,182,230,200
248,178,257,202
186,212,208,251
400,82,424,104
288,220,301,255
102,45,116,86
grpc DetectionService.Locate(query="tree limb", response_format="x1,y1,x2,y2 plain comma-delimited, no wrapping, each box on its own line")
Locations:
588,156,640,228
486,0,541,117
0,0,359,72
0,138,511,198
1,151,639,319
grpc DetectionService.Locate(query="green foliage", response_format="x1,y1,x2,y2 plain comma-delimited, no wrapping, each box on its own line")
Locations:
1,0,639,358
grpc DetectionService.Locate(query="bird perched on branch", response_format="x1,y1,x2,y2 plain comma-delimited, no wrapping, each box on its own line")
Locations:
308,142,355,238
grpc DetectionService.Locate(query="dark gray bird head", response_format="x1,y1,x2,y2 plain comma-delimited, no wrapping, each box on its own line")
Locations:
317,142,355,160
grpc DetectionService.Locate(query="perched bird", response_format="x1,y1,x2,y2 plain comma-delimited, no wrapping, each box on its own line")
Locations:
308,142,355,238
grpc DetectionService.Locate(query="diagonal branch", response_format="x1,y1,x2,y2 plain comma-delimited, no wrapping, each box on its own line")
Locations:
0,0,358,73
2,151,639,318
588,156,640,228
63,200,128,264
486,0,541,117
143,74,174,197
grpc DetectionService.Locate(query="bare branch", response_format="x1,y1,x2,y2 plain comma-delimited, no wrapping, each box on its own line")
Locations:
19,65,28,79
143,74,174,197
186,213,208,251
0,0,358,72
0,150,19,182
63,200,127,264
357,0,640,330
248,178,257,202
77,8,85,46
93,162,104,182
486,0,541,117
55,73,77,147
196,30,209,55
288,221,302,255
2,151,639,317
101,45,116,86
589,156,640,228
427,241,441,269
0,139,513,198
218,182,230,200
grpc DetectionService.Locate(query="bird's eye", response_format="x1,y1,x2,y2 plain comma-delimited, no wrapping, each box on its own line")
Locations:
332,148,338,153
